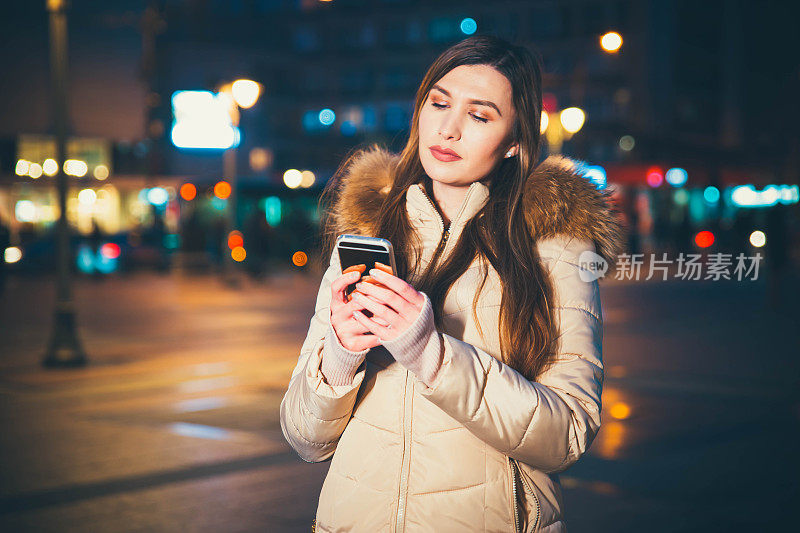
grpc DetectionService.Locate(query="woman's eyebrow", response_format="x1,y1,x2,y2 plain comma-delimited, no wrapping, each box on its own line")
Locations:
431,84,502,117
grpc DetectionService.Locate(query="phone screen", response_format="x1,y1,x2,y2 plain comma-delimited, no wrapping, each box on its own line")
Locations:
337,240,395,304
338,242,393,274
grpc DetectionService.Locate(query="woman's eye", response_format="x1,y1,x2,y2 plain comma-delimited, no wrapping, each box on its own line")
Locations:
430,101,487,124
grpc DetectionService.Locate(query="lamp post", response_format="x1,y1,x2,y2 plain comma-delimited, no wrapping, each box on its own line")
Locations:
43,0,87,367
542,30,619,155
217,80,261,287
542,106,586,154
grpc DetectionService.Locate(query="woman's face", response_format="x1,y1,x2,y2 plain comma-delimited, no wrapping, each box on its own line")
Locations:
418,64,518,188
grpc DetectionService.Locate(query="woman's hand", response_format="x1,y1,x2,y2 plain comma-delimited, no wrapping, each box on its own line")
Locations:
329,270,383,352
349,264,426,342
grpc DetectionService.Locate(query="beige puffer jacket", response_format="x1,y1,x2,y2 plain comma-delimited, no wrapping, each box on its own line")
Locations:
280,146,625,532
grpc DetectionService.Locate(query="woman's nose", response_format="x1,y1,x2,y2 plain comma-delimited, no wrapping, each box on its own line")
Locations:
438,114,461,141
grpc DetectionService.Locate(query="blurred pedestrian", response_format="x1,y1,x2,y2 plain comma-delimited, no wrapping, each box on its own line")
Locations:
243,205,271,279
208,216,227,270
280,35,624,533
284,205,314,260
88,219,104,281
149,210,168,272
624,188,641,255
651,189,670,254
179,207,207,273
180,208,204,253
676,208,693,254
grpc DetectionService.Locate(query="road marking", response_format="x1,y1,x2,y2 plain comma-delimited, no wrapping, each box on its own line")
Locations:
168,422,232,440
173,396,228,413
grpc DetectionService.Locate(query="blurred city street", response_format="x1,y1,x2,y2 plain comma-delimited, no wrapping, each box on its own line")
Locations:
0,2,798,530
1,268,798,532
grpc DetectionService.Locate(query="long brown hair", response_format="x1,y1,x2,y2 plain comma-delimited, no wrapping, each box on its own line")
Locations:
321,35,557,381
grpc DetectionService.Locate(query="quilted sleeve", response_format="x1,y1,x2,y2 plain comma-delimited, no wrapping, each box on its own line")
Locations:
411,236,604,473
279,247,367,463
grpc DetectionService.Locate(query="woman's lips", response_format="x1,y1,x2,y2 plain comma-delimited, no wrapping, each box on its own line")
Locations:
429,147,462,162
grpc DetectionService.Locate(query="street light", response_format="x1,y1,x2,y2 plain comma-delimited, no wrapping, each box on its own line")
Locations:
231,80,260,109
542,105,586,154
43,0,87,367
560,107,586,134
600,31,623,53
542,30,618,156
217,79,262,287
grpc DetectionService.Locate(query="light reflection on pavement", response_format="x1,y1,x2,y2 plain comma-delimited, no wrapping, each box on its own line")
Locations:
0,270,798,531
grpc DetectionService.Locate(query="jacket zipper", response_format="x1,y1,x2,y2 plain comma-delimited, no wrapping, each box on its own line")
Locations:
508,457,541,532
418,186,451,264
395,370,414,532
508,457,520,533
392,185,443,532
419,186,449,242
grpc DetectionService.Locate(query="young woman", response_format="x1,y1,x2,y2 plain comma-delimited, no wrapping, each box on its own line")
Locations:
280,35,624,532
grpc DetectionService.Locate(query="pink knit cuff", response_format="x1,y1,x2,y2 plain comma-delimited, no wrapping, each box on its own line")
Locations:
381,292,444,388
320,323,369,386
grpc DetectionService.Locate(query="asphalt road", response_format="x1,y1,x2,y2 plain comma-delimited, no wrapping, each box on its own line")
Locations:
0,266,798,532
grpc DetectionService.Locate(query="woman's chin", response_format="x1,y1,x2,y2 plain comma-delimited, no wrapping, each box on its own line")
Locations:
423,168,458,184
421,157,463,179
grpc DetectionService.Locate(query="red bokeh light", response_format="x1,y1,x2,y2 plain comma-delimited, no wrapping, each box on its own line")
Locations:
227,231,243,249
646,166,663,187
542,93,558,114
100,242,121,259
695,230,715,248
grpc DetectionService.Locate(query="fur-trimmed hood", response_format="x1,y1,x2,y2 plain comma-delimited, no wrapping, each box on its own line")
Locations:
329,145,626,266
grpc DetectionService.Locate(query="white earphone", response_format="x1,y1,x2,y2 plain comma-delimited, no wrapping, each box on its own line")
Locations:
505,149,515,158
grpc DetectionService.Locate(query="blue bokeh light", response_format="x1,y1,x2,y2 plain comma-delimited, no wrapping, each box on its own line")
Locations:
147,187,169,206
460,18,477,35
318,108,336,126
665,167,688,187
163,234,180,249
703,186,720,204
583,165,607,189
76,243,119,274
263,196,282,227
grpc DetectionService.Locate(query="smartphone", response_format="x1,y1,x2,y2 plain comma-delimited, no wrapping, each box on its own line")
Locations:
335,234,397,302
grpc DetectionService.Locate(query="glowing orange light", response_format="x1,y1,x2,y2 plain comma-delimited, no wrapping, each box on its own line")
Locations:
292,251,308,267
100,242,121,259
609,402,631,420
600,31,623,53
227,231,243,249
231,246,246,262
180,183,197,201
695,230,715,248
214,181,232,199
